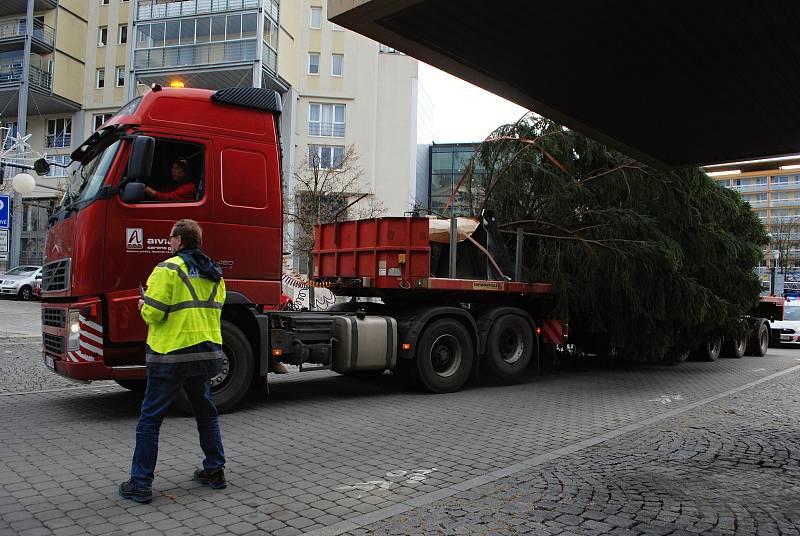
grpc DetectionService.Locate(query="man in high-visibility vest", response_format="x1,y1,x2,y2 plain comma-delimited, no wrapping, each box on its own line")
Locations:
119,219,227,503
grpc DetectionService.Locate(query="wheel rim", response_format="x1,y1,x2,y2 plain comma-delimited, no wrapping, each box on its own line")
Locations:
21,288,30,300
760,330,768,353
708,338,721,357
498,327,524,364
430,334,462,378
209,346,231,390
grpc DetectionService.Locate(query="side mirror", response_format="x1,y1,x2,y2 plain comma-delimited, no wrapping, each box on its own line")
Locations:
127,136,155,182
35,274,42,280
33,158,50,176
122,182,146,204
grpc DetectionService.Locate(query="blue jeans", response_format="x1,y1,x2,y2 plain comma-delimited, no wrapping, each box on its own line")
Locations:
130,365,225,489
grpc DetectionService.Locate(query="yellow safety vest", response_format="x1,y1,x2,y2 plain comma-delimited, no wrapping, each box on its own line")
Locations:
140,254,226,358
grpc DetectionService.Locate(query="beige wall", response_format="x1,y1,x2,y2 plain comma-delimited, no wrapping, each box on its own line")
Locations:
287,0,422,216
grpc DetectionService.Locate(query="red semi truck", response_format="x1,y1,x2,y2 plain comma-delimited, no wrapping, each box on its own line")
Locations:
36,86,565,411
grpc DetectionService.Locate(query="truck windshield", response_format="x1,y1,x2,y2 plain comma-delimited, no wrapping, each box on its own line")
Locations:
59,140,121,209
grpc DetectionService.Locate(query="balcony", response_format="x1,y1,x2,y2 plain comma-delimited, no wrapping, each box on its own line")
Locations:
136,0,277,21
744,199,769,208
769,181,800,191
0,0,57,18
0,60,51,91
308,122,346,138
0,18,55,54
134,39,258,71
771,198,800,208
729,183,768,194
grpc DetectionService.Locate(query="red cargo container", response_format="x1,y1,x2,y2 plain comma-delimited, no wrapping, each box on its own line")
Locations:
314,217,431,288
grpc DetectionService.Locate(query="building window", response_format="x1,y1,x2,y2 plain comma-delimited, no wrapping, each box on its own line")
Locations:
2,122,17,150
116,66,125,87
46,118,72,148
309,103,345,138
308,52,320,75
98,26,108,47
46,155,71,178
331,54,343,76
93,113,113,131
308,145,345,169
96,68,105,88
772,175,789,185
310,6,322,29
101,0,109,5
118,24,128,44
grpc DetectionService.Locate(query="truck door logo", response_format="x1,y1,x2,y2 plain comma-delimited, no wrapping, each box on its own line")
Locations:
126,228,144,250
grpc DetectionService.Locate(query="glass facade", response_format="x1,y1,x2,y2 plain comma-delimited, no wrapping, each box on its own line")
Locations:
429,143,486,217
133,0,279,82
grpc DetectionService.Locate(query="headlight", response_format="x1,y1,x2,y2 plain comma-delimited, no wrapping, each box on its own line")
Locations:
68,310,80,350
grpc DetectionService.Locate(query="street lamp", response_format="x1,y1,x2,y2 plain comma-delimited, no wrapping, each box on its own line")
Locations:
771,249,780,296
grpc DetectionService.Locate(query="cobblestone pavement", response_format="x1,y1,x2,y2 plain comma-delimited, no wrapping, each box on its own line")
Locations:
351,367,800,536
1,294,799,536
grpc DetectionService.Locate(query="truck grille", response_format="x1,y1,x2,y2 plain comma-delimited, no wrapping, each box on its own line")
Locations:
42,258,71,293
42,308,66,328
43,333,64,356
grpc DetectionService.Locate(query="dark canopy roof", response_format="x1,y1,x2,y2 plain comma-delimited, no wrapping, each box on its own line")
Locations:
329,0,800,169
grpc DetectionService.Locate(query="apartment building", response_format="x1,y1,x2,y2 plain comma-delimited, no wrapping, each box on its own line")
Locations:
706,156,800,269
0,0,431,269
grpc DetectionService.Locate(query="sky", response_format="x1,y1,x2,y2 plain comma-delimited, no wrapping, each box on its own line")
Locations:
419,63,530,144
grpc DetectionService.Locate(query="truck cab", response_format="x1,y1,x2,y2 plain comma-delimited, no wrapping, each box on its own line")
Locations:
40,86,283,390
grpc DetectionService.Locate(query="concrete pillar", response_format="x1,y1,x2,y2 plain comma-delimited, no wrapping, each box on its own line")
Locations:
10,0,34,268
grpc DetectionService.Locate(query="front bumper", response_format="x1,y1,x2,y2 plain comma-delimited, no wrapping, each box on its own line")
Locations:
42,300,146,381
0,286,20,296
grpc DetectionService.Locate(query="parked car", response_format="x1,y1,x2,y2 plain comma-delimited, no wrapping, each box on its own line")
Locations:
770,300,800,346
0,265,42,301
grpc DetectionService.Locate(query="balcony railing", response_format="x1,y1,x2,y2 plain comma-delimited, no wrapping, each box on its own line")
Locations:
134,39,257,70
308,122,346,138
729,183,768,194
0,18,55,48
744,199,769,208
0,61,52,91
137,0,277,20
769,181,800,191
45,134,71,149
771,198,800,208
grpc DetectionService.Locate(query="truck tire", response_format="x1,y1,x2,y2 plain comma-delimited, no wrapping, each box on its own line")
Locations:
694,336,722,362
115,379,146,392
721,337,746,359
747,323,769,357
484,314,534,379
415,318,474,393
174,320,254,414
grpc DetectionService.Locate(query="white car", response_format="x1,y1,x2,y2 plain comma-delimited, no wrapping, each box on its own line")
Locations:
771,302,800,346
0,265,42,301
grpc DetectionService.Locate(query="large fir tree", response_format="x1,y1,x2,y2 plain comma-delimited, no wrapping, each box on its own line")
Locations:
469,116,768,361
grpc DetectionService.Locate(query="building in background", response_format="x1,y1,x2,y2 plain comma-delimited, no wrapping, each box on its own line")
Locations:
0,0,431,270
429,143,487,217
0,0,86,268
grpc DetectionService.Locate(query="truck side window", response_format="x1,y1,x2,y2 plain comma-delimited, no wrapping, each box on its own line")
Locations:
136,139,204,203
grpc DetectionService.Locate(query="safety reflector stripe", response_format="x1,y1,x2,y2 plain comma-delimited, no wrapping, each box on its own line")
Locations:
79,316,103,334
79,340,104,356
79,329,102,345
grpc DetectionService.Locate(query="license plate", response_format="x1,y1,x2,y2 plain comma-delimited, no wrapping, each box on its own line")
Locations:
43,355,55,370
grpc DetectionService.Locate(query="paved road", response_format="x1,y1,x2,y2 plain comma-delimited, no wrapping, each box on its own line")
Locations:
1,299,799,535
0,297,40,337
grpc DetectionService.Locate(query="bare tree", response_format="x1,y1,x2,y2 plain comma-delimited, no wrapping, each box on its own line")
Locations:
769,216,800,273
285,145,385,268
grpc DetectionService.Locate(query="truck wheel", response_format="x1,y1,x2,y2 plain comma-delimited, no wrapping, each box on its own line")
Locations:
747,323,769,357
115,379,146,392
415,318,474,393
721,337,746,359
695,337,722,362
18,285,32,301
484,315,534,379
174,320,254,414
